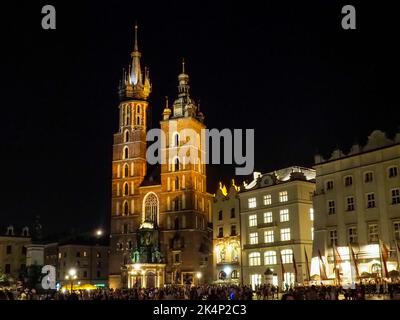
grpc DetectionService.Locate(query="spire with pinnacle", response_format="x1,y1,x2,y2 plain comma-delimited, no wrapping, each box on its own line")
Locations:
119,23,151,101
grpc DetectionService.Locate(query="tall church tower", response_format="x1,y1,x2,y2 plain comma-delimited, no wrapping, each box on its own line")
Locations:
159,61,212,285
109,24,152,288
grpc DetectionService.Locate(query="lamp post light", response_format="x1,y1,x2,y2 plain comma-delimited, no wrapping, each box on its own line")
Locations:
65,268,77,292
196,272,202,285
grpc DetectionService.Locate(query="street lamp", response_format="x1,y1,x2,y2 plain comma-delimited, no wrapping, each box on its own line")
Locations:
65,268,77,292
95,229,104,237
196,272,202,285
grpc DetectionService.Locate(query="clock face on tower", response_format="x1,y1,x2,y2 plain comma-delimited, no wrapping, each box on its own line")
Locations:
261,174,274,187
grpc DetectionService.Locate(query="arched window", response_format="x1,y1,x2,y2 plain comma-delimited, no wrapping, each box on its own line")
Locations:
231,270,239,279
281,249,293,264
123,147,129,159
218,271,227,280
175,157,180,172
123,201,129,216
136,116,140,125
124,164,129,177
143,192,159,224
264,251,277,265
124,130,130,142
249,252,261,266
124,183,129,196
173,133,179,147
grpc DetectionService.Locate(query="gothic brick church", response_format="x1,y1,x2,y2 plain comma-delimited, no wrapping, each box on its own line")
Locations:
108,25,213,289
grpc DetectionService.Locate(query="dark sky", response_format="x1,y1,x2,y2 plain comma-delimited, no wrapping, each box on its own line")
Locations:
1,1,399,235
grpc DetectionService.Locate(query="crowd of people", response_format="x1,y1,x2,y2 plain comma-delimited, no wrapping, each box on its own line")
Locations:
1,282,399,300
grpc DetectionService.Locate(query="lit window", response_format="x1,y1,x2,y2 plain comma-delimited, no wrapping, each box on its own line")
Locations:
263,212,273,224
249,232,258,245
281,249,293,264
391,188,400,205
248,197,257,209
83,251,87,257
394,222,400,240
280,209,289,222
263,194,272,205
309,208,314,221
248,214,257,227
364,172,373,183
328,200,336,215
279,191,288,202
366,193,376,208
368,224,379,243
280,228,291,241
348,227,357,244
249,252,261,266
264,251,277,265
329,229,338,246
123,146,129,159
284,272,295,286
388,166,398,178
326,180,334,191
264,230,274,243
344,176,353,187
346,196,355,211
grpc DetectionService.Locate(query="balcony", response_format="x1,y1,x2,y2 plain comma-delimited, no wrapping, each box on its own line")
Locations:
216,260,240,266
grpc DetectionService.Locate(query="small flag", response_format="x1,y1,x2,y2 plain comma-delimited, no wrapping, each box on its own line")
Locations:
349,243,359,279
379,239,389,278
318,249,328,280
304,247,311,282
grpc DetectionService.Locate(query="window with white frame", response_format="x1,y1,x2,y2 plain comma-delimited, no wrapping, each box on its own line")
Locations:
248,197,257,209
329,229,338,246
279,191,288,202
281,249,293,264
368,224,379,243
264,230,274,243
346,196,355,211
388,166,398,178
249,252,261,266
364,172,373,183
391,188,400,205
309,208,314,221
264,212,273,224
280,228,291,241
263,194,272,205
394,222,400,240
284,272,295,286
348,227,357,244
366,193,376,208
328,200,336,215
280,209,289,222
249,232,258,245
249,214,257,227
344,176,353,187
264,251,277,265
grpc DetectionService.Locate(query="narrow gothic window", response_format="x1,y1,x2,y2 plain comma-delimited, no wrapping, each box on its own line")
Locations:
124,183,129,196
123,147,129,159
125,131,130,142
124,164,129,177
144,193,158,224
137,105,140,113
136,116,140,125
124,202,129,216
175,177,179,190
175,158,180,171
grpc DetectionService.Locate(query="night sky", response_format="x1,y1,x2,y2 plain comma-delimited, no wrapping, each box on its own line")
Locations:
1,1,399,235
